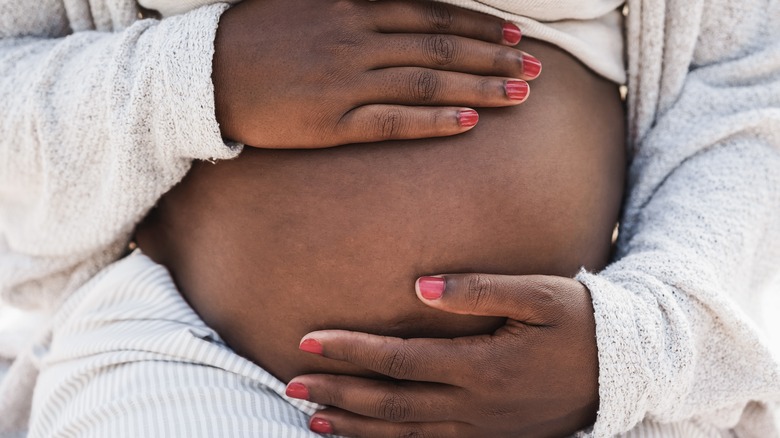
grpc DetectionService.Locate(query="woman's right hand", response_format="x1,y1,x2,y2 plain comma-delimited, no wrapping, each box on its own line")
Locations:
213,0,542,148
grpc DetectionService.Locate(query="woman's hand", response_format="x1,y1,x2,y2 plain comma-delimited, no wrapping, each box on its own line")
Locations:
213,0,541,148
287,274,599,437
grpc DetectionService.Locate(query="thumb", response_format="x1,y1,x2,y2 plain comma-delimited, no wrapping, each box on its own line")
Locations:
415,274,573,324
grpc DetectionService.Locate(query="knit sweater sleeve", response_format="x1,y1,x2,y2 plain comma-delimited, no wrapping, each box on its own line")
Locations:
577,2,780,435
0,2,241,310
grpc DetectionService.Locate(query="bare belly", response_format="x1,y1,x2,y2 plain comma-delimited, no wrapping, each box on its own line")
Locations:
136,39,626,383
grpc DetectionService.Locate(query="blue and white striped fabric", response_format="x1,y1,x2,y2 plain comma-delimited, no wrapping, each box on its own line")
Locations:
29,251,324,438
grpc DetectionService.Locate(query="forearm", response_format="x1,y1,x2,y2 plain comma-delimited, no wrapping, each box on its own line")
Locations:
0,3,240,308
577,2,780,432
578,138,780,436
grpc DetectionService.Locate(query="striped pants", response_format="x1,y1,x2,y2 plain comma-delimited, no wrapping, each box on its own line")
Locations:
28,252,721,437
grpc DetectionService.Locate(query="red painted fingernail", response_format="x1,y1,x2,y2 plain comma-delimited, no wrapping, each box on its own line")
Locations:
502,22,522,45
418,276,445,300
285,382,309,400
505,80,529,101
523,54,542,79
310,417,333,434
299,338,323,355
458,109,479,128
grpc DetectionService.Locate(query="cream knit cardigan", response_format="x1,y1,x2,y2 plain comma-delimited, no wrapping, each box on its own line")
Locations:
1,0,779,437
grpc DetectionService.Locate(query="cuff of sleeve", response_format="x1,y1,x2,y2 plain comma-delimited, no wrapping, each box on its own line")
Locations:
576,268,659,438
153,3,243,161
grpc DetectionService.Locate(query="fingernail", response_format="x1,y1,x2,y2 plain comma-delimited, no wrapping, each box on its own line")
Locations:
505,80,529,101
458,109,479,128
285,382,309,400
310,417,333,434
417,276,445,300
299,338,323,355
502,22,522,45
523,54,542,79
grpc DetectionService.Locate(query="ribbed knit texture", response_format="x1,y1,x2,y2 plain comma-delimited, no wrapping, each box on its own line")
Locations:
0,1,241,312
577,1,780,435
1,0,779,437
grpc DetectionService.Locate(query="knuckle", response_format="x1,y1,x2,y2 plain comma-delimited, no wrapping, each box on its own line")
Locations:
377,392,413,422
333,32,366,51
321,30,366,62
430,110,442,128
332,0,359,14
320,377,346,406
373,108,405,139
529,278,566,315
398,426,428,438
466,274,493,310
477,404,518,420
429,110,450,135
492,47,514,70
426,3,454,31
328,3,363,35
491,48,505,68
481,365,509,391
409,69,440,102
477,77,495,98
379,344,413,377
423,34,457,66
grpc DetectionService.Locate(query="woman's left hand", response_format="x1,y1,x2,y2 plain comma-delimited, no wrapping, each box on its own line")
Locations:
287,274,600,437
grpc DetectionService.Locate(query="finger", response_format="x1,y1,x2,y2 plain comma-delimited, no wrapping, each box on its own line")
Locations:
337,105,479,144
307,408,475,438
286,375,462,423
415,274,575,324
297,330,484,384
364,68,529,107
369,0,522,46
370,34,542,80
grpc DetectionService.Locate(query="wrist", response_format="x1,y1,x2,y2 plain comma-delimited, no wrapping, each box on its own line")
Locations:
576,269,655,436
159,3,240,159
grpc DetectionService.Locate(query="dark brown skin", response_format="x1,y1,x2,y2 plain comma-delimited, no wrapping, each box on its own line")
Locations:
212,0,542,148
292,275,600,437
136,30,625,436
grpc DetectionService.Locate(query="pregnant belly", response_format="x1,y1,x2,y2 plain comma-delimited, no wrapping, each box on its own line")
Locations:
135,39,626,382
